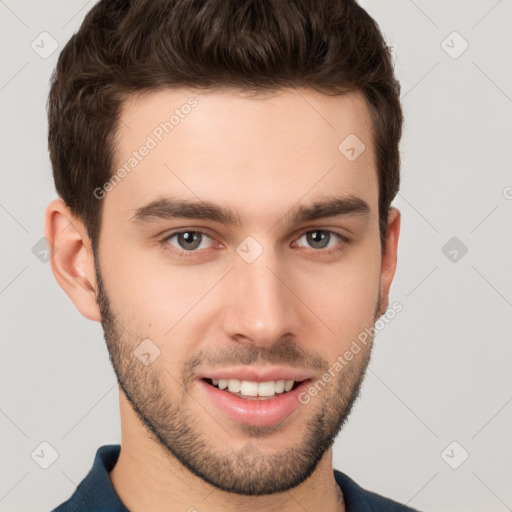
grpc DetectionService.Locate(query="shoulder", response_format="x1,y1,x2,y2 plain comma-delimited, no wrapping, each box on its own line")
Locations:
50,445,127,512
334,469,422,512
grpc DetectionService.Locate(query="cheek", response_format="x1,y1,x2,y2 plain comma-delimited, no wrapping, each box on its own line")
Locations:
99,228,381,352
299,240,381,341
100,242,224,337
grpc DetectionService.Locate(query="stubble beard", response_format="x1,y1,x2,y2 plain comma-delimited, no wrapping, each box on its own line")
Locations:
94,260,378,495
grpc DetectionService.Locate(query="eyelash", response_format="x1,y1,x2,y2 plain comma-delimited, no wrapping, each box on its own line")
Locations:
159,229,350,260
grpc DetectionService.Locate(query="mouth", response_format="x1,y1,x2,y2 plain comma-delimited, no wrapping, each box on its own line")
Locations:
202,377,305,400
197,372,313,427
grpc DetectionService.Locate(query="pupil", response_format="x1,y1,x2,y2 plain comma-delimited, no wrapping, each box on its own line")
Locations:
308,230,328,249
179,231,201,250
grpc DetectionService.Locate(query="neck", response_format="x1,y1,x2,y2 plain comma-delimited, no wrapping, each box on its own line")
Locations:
109,394,345,512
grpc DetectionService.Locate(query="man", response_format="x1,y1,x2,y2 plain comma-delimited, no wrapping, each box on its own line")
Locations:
46,0,417,510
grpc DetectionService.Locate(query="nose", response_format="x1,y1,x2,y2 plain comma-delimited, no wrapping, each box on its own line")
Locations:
221,247,301,349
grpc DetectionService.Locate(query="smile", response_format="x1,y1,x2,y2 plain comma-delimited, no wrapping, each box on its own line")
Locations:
198,372,313,426
207,378,300,399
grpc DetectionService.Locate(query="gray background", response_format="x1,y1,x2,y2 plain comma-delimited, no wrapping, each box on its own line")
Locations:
1,1,511,511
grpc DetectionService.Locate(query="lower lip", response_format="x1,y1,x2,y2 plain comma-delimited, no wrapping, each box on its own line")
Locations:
198,379,312,427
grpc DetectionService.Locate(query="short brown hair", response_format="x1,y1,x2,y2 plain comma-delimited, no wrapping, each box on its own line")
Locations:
48,0,402,250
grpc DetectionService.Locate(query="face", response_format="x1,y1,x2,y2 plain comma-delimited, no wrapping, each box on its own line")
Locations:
91,87,394,495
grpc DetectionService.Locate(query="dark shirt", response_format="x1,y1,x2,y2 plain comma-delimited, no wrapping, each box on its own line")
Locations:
51,445,420,511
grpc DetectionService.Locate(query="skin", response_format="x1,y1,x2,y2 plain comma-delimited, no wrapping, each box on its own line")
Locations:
45,87,400,512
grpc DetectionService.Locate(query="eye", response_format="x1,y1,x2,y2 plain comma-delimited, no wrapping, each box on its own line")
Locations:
164,230,214,254
295,230,347,252
160,228,349,260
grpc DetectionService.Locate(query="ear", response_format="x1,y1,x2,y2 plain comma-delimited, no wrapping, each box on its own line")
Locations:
44,198,102,322
378,207,401,316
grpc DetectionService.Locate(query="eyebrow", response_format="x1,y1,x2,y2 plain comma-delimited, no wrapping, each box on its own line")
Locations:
130,195,370,226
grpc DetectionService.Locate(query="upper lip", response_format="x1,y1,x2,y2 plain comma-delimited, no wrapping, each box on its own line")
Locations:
197,366,313,383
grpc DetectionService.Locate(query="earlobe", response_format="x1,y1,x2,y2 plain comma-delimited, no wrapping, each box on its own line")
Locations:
44,199,102,322
378,207,401,316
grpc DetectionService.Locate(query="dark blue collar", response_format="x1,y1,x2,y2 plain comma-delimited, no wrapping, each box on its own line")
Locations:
52,444,419,511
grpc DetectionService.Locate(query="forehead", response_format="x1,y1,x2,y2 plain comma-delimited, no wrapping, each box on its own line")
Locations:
107,87,378,227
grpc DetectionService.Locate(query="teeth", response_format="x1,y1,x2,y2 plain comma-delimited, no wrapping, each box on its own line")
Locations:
284,380,294,392
227,379,241,393
257,381,276,397
210,379,297,397
240,381,259,396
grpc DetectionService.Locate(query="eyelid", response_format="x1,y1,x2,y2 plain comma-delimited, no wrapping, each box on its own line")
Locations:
160,227,350,258
295,227,350,242
162,229,218,251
